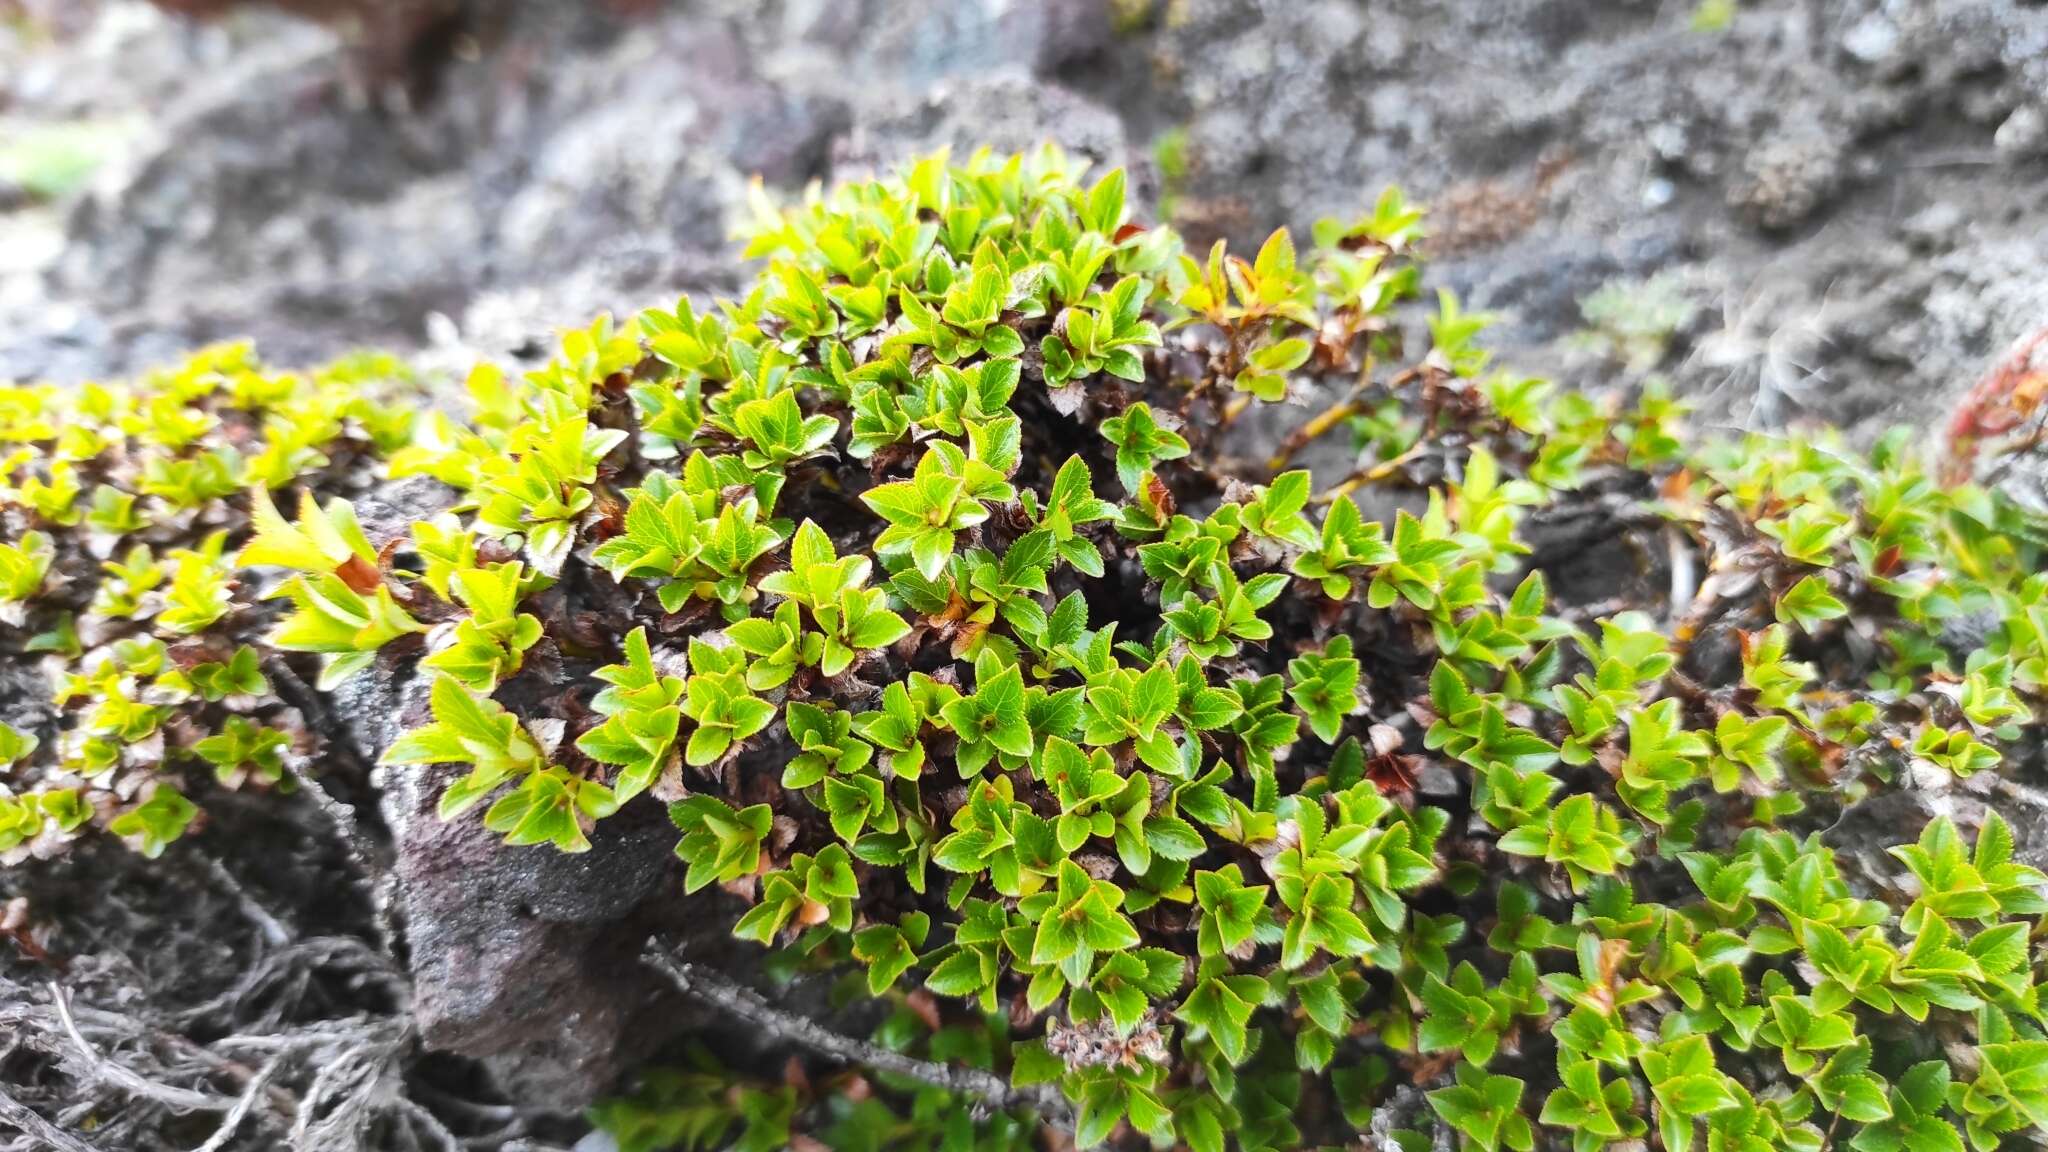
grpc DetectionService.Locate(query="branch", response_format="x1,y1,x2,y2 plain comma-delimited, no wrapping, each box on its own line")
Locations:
196,853,293,948
641,942,1071,1126
264,654,398,951
6,978,295,1124
45,980,231,1114
0,1085,108,1152
190,1058,281,1152
1664,523,1697,632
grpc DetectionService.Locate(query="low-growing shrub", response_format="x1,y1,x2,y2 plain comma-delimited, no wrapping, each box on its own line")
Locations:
4,145,2047,1151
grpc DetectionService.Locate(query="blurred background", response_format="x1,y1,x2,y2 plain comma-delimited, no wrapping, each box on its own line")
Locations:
2,0,2045,438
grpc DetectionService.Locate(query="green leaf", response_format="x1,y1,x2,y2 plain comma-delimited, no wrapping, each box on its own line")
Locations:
1176,969,1265,1064
1776,574,1847,632
1100,403,1190,493
1429,1063,1533,1152
109,787,197,859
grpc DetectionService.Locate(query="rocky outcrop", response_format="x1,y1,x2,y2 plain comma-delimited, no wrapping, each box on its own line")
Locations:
302,477,678,1110
380,723,679,1110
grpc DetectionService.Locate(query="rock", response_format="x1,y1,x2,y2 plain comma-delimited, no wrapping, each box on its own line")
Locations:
806,0,1112,90
1143,0,1373,245
1901,201,1965,251
1729,132,1845,232
831,71,1129,178
493,18,844,291
0,648,57,749
345,473,455,549
1415,761,1461,798
383,746,679,1108
1370,1082,1454,1152
147,0,464,83
1646,122,1689,163
14,0,2048,442
1995,104,2048,160
1840,14,1900,67
342,653,684,1110
304,479,683,1110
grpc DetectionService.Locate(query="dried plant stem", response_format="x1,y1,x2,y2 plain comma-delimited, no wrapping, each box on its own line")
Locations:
1220,392,1255,428
642,942,1071,1126
1269,358,1408,473
1665,523,1698,630
198,854,293,947
1669,568,1730,656
264,654,398,951
46,980,236,1113
191,1058,282,1152
1270,398,1363,471
0,1085,108,1152
1314,444,1426,505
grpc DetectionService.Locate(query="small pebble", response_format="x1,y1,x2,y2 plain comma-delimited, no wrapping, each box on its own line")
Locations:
1647,122,1688,163
1416,762,1460,797
1840,14,1899,66
1995,104,2048,160
1901,200,1964,249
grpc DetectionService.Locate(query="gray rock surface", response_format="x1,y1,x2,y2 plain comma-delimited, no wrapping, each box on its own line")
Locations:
315,477,684,1110
5,0,2048,445
381,743,678,1109
320,648,680,1110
